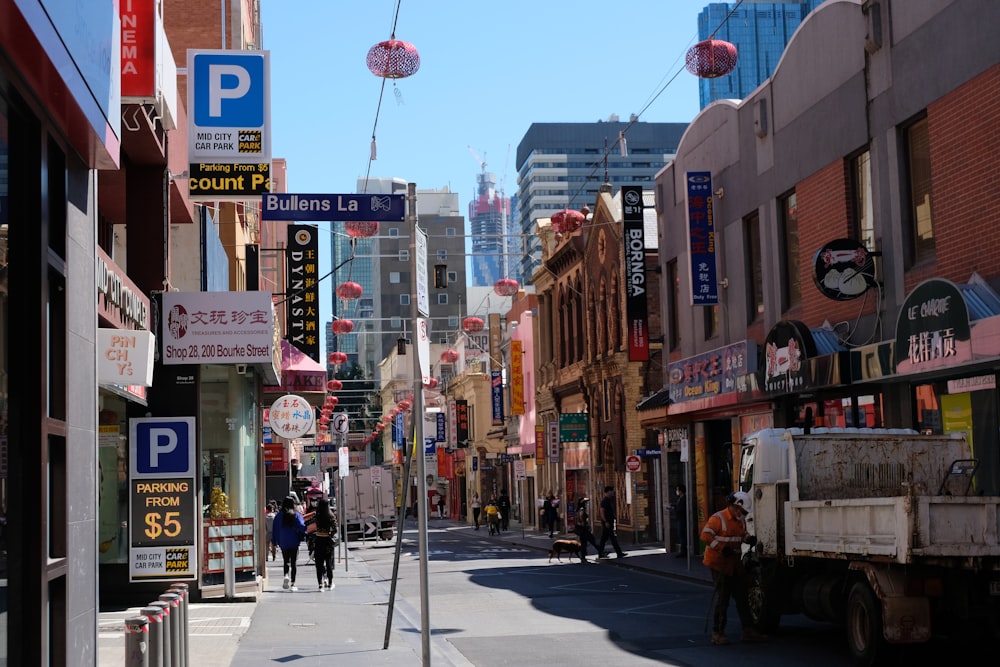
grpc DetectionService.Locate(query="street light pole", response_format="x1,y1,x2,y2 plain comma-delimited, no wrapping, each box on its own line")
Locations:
408,183,431,665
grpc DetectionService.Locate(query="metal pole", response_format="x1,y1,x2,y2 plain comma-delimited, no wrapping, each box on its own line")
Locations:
223,537,236,599
383,416,417,649
149,601,171,667
125,616,149,667
341,465,349,573
168,583,189,667
158,593,181,666
409,182,431,666
139,606,164,667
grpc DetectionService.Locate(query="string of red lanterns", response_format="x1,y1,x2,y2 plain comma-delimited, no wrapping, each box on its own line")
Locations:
331,319,355,335
336,281,363,300
462,316,484,333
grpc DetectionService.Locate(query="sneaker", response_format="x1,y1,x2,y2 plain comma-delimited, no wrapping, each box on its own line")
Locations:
711,632,730,645
616,552,627,558
282,575,290,590
327,580,336,589
740,628,768,643
290,584,298,592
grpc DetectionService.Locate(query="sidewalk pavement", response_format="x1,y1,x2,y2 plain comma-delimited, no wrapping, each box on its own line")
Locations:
98,519,711,666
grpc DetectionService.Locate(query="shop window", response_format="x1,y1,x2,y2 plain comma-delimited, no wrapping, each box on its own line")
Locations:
744,211,763,324
849,149,875,250
779,190,800,311
902,115,934,266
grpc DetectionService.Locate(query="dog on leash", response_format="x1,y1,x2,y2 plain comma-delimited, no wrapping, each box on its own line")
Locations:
548,539,583,562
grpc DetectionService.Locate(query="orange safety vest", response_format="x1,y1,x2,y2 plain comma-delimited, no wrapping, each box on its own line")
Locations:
700,507,747,576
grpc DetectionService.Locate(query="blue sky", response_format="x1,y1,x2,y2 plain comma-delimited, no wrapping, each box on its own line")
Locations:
259,1,706,347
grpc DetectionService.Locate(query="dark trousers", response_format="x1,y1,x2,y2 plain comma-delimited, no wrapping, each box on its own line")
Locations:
710,568,754,634
280,546,300,583
313,535,334,585
598,521,624,556
544,514,556,536
577,528,600,558
472,507,481,528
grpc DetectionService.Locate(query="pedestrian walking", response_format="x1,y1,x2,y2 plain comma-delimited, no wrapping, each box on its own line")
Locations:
572,497,601,562
597,486,626,559
542,491,558,537
701,491,767,645
471,493,482,530
672,484,688,557
311,497,337,591
497,490,511,531
264,500,277,561
272,495,306,592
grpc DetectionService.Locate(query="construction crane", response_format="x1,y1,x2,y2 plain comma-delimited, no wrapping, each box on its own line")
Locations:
467,146,487,175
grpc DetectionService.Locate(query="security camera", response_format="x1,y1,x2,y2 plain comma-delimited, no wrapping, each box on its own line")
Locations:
236,364,248,375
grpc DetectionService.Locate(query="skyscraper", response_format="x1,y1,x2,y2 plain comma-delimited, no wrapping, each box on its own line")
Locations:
515,119,687,284
467,167,513,287
697,1,826,108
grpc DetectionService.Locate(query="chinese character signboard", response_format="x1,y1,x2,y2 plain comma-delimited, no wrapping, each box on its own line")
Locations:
668,341,756,405
510,340,524,414
559,413,589,443
456,400,470,447
268,394,315,439
491,370,504,426
161,291,274,365
622,185,650,361
894,278,972,374
286,225,320,361
686,171,719,306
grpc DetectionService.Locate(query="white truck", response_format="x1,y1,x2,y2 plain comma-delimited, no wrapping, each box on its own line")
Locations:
738,427,1000,664
334,464,397,542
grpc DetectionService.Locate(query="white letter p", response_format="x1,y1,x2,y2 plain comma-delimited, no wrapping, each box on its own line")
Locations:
208,64,251,117
148,428,178,468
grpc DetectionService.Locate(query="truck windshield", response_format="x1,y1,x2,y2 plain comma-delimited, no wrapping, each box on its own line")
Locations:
738,440,756,492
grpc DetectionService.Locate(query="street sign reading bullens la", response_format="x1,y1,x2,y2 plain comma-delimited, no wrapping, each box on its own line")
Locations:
261,193,405,221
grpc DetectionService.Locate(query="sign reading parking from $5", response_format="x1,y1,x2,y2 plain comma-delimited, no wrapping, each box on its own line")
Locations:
188,50,271,164
128,417,198,581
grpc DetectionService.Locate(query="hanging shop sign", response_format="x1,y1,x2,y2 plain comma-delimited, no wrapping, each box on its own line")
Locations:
762,320,816,395
559,413,589,443
161,291,274,365
685,171,718,306
813,238,878,300
286,225,320,362
268,394,315,439
622,185,650,361
894,278,972,374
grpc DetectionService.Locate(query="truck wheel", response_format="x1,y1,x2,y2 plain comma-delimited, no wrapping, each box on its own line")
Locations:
846,582,885,666
746,563,781,633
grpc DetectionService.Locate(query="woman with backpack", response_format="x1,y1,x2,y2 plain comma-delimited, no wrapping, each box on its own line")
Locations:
272,495,306,591
312,497,337,591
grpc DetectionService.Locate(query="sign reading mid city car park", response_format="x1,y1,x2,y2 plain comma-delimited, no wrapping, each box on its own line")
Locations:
187,49,271,200
128,417,198,581
260,193,405,221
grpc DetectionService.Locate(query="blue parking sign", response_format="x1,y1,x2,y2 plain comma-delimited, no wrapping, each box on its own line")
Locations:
130,417,196,478
192,52,265,127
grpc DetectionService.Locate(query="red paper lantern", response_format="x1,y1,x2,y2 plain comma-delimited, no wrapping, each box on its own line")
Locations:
327,379,343,391
345,221,379,238
321,407,332,417
331,319,355,335
329,351,348,365
494,278,519,297
397,400,412,411
318,415,330,426
423,377,439,389
336,281,363,300
366,39,420,79
440,349,459,363
551,208,585,234
685,38,738,79
462,316,485,333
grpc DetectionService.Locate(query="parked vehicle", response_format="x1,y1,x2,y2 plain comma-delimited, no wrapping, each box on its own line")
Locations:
333,464,397,542
738,427,1000,665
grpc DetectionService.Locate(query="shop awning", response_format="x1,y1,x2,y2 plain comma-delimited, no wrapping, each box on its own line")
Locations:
263,340,327,394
